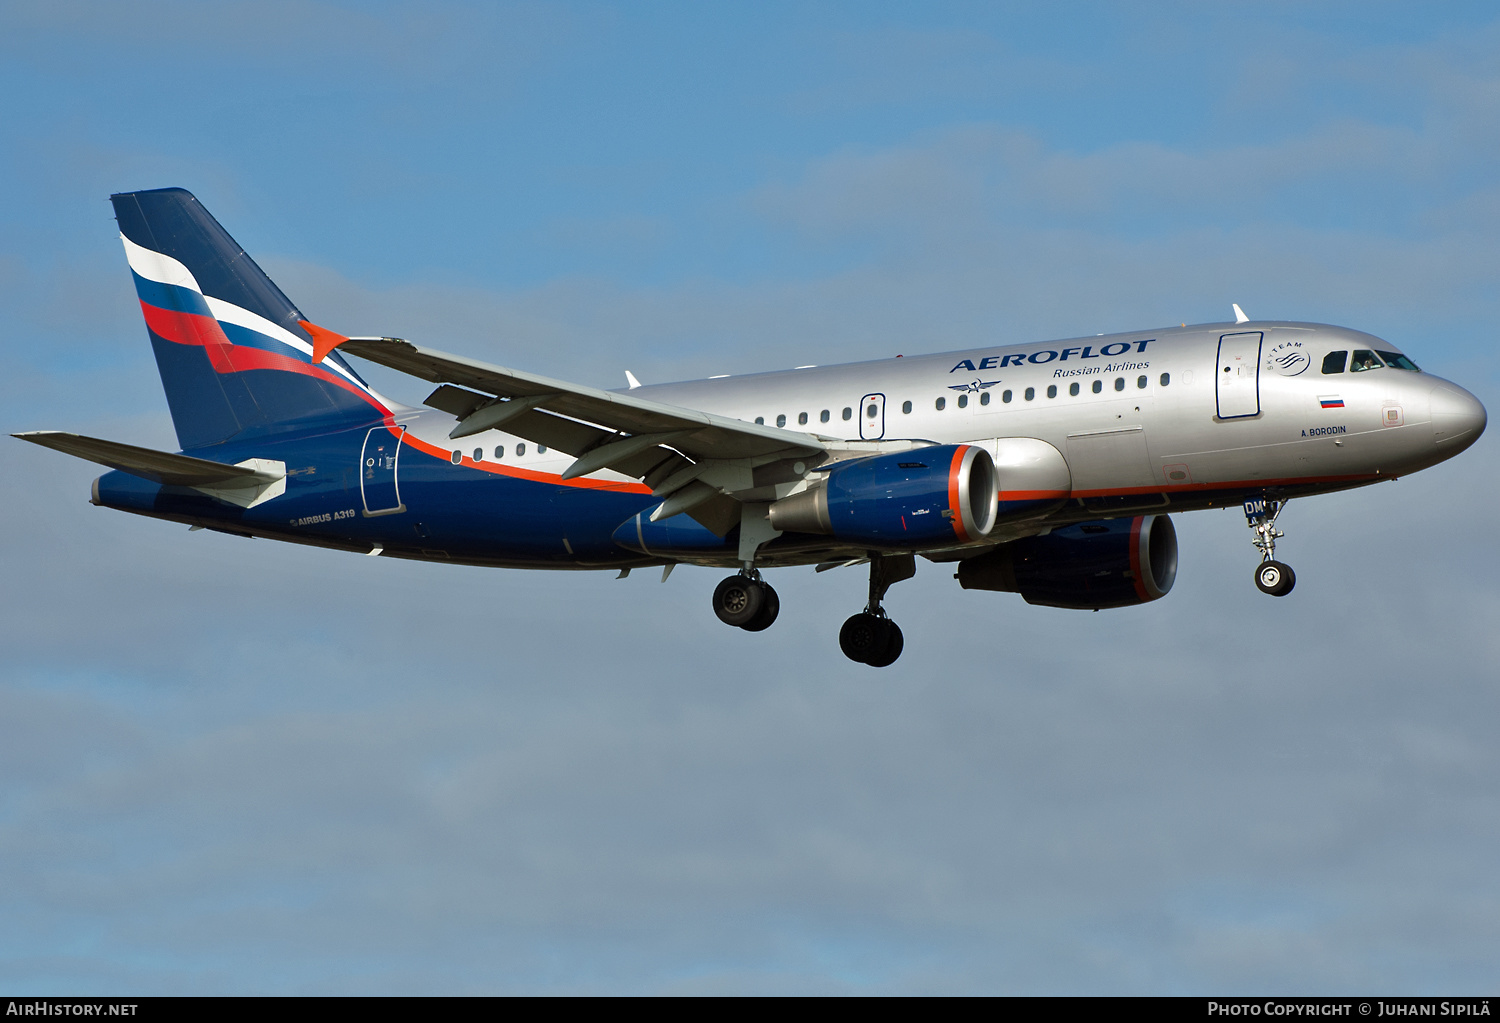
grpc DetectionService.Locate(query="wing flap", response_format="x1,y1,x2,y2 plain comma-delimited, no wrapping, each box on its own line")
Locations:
342,336,824,464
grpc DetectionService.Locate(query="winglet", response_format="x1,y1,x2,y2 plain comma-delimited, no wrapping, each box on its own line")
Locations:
299,320,350,363
625,370,642,389
1232,303,1249,324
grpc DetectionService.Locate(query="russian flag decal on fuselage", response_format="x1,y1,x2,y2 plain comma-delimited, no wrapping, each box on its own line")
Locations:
1319,396,1345,409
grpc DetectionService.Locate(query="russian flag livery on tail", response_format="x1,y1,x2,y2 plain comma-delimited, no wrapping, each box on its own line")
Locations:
112,188,389,449
15,189,1488,666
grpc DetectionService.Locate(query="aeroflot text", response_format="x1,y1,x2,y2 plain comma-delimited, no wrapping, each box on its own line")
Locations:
949,339,1153,372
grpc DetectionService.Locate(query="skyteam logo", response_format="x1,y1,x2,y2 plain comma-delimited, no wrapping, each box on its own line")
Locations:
1265,339,1311,376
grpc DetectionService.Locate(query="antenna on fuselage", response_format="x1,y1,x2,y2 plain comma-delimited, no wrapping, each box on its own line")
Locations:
1232,303,1250,324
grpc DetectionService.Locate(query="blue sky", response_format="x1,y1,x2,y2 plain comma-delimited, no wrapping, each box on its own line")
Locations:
2,1,1498,994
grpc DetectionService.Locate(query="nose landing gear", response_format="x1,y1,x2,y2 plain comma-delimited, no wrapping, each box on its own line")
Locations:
1245,497,1296,597
839,553,915,667
712,569,780,631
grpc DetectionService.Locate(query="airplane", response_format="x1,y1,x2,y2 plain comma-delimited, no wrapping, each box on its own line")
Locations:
15,188,1489,667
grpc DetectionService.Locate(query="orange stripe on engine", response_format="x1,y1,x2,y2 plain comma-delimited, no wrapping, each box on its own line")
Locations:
948,445,969,542
1127,516,1150,602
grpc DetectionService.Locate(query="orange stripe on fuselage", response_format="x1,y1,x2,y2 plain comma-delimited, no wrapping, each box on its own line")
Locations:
999,489,1069,501
389,424,654,494
1068,471,1378,499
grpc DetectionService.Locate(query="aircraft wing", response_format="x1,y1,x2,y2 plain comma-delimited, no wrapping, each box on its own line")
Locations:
339,337,827,483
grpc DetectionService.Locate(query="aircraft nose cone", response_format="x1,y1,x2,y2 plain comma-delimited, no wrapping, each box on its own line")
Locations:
1430,382,1486,451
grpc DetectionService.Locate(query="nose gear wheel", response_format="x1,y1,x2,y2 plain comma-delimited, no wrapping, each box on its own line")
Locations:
1244,497,1295,597
1255,560,1296,596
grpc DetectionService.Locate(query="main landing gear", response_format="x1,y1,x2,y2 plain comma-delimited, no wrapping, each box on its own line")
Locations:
1245,497,1296,597
712,569,780,632
839,554,915,668
710,553,914,667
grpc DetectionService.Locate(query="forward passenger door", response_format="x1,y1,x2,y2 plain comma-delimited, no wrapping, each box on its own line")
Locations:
1216,332,1262,419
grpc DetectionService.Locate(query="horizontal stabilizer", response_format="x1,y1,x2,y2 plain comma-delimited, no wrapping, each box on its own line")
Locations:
13,431,287,508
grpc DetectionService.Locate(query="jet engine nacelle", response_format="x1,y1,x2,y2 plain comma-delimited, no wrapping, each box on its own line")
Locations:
956,514,1178,609
769,444,999,548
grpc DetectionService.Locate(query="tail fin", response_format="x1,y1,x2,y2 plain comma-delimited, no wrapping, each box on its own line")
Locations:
111,188,389,450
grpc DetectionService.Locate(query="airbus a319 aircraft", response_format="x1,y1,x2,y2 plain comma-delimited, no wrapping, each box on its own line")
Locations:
17,189,1488,666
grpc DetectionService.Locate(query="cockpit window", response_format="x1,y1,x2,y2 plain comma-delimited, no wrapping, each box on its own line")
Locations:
1377,350,1420,371
1350,349,1383,372
1321,351,1347,374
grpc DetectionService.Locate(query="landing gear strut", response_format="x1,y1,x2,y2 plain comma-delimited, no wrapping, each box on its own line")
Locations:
1244,497,1296,597
839,554,915,667
712,568,780,632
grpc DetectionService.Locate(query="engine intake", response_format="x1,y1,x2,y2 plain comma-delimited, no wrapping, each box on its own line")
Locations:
957,514,1178,609
769,444,998,548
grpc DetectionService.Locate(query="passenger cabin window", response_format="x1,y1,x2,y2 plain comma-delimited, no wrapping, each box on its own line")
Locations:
1350,350,1382,372
776,414,786,427
473,448,482,461
1114,377,1125,391
1160,373,1170,386
1069,382,1079,396
957,394,968,408
516,443,526,456
866,403,878,419
980,391,990,406
1024,387,1035,401
1046,385,1057,399
538,445,547,454
1322,351,1348,374
1002,390,1012,403
902,400,912,414
935,397,946,411
451,450,462,464
755,416,764,425
1137,375,1147,389
842,407,853,421
820,409,830,423
494,445,504,459
798,412,808,425
1092,380,1102,393
1378,350,1420,371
